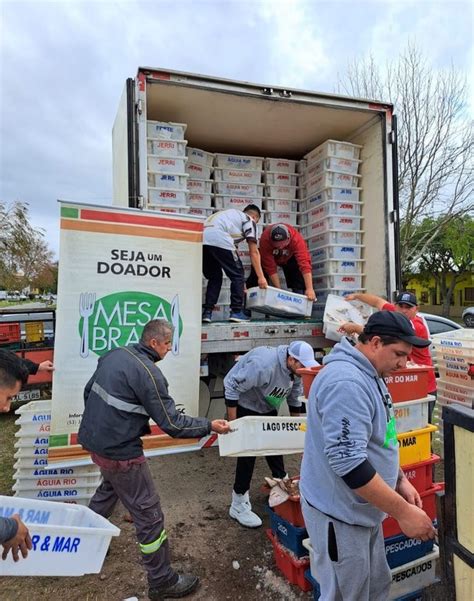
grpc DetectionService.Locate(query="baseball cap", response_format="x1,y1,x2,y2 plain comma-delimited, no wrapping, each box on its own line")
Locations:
288,341,319,368
395,292,418,307
270,224,290,242
363,311,431,348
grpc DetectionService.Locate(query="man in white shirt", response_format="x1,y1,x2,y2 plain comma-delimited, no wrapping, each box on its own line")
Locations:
202,204,267,322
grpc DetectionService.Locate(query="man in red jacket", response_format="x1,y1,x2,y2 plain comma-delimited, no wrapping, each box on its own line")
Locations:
246,223,316,301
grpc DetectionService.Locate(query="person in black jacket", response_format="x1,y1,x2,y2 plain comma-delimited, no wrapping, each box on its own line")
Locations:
78,319,230,601
0,350,32,562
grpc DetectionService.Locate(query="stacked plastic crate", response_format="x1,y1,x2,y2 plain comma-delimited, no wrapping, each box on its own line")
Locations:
431,329,474,456
146,120,189,214
381,366,442,599
13,400,101,505
185,147,215,218
297,140,364,321
265,479,312,593
263,158,300,227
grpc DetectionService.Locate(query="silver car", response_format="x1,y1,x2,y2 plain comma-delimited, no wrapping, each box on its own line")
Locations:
462,306,474,328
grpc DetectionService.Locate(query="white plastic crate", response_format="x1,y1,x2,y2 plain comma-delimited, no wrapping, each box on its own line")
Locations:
148,187,188,206
432,329,474,352
312,259,364,275
147,205,189,215
147,120,187,140
435,353,473,374
313,274,364,289
186,162,213,180
297,160,307,173
315,288,365,305
389,546,439,600
218,416,307,457
213,195,263,210
298,201,363,226
188,193,213,208
13,481,101,495
246,286,313,318
264,184,298,200
300,187,361,211
305,230,363,248
437,365,472,387
236,249,251,265
212,304,231,320
217,288,231,305
434,347,474,366
305,157,361,179
214,182,265,197
437,379,473,407
147,139,187,157
15,400,51,415
0,495,120,576
214,153,263,171
214,168,262,184
186,147,214,167
147,172,188,190
264,211,298,226
305,139,362,162
300,215,363,238
187,178,213,194
394,396,433,433
264,172,299,186
13,465,100,480
148,155,187,173
187,207,214,218
302,171,361,196
264,158,298,173
310,244,363,261
263,198,298,212
15,420,51,436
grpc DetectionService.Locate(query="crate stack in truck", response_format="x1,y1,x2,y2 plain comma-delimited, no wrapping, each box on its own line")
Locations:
112,67,399,358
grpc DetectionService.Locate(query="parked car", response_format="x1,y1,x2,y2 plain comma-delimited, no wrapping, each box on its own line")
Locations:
462,307,474,328
419,312,463,336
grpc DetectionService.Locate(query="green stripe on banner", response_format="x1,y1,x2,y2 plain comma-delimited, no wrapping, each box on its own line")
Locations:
140,530,168,554
49,434,69,447
61,207,79,219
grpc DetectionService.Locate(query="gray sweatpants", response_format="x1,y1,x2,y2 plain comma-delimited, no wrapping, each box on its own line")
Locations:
301,495,392,601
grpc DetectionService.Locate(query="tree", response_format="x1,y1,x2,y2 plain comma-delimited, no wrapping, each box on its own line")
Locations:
0,200,54,291
414,215,473,316
338,44,474,278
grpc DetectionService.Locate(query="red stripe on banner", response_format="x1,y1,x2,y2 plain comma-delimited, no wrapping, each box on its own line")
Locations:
149,424,165,436
70,433,78,445
202,433,218,448
80,209,203,232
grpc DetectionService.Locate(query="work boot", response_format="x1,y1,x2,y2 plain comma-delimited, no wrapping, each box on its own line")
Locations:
229,490,262,528
202,309,212,323
148,574,199,600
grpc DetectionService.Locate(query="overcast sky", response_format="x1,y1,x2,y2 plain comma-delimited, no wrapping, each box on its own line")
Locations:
1,0,472,257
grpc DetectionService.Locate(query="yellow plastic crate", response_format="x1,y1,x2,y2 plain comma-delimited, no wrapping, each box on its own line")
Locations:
25,321,45,343
397,424,437,467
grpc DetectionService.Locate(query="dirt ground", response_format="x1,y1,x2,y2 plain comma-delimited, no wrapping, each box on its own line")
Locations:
1,422,450,601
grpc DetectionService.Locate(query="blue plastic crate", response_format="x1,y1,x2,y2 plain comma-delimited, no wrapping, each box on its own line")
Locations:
385,532,434,569
304,569,321,600
267,505,308,557
394,589,423,601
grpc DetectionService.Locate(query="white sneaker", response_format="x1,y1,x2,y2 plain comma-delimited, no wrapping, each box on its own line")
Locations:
229,490,262,528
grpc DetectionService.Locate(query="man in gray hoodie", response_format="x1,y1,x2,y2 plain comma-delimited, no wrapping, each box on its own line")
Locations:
301,311,436,601
224,341,318,527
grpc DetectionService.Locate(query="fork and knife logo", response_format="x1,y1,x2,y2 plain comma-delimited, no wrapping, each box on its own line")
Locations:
79,292,96,358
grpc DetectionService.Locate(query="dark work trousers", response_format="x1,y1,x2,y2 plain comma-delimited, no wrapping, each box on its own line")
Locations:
246,255,306,293
233,404,286,494
203,245,245,312
88,459,177,589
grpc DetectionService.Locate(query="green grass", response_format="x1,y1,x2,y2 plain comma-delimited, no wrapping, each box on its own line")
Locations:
0,411,17,495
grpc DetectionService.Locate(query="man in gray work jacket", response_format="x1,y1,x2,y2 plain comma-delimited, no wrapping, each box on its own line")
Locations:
224,340,318,528
78,319,230,601
301,311,436,601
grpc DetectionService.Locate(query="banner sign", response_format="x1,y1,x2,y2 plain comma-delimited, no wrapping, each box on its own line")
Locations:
49,202,211,463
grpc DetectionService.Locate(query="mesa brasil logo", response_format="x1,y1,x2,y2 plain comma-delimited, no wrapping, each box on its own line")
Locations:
78,291,182,358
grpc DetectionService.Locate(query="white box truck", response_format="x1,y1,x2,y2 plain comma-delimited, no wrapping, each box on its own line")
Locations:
112,67,401,411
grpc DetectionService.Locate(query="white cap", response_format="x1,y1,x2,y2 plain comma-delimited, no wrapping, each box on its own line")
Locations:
288,341,319,368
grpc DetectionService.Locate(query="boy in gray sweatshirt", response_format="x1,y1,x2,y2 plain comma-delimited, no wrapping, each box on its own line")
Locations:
301,311,436,601
224,341,318,527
